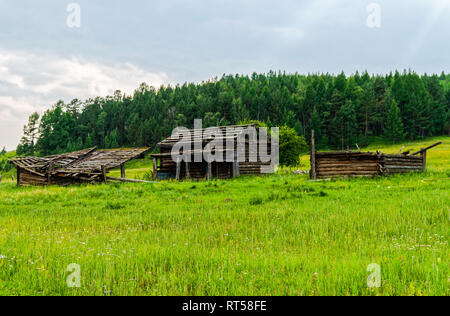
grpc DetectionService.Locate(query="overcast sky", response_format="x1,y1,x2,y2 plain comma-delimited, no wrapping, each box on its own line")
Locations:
1,0,449,150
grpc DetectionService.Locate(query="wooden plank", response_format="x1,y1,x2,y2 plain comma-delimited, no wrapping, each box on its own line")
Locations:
121,163,126,179
422,150,427,172
207,162,212,180
48,162,54,185
185,161,190,180
317,170,378,176
383,165,425,170
106,176,156,184
411,142,442,156
101,165,107,183
317,167,378,172
176,159,181,181
317,163,378,168
233,161,240,178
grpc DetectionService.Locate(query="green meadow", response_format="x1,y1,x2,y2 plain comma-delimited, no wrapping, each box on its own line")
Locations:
0,137,448,296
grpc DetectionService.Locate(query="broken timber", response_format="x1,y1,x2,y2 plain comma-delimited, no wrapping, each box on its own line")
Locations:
10,147,151,186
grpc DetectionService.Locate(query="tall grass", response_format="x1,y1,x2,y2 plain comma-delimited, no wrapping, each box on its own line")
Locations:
0,137,448,296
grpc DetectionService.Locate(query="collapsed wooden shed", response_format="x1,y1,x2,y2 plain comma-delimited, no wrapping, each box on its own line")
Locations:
151,124,273,180
310,133,441,179
10,147,150,186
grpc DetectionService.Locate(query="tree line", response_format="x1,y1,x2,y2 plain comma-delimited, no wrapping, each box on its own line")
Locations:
17,70,449,157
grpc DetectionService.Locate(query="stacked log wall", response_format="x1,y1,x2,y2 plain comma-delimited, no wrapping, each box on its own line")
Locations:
381,154,424,175
315,153,379,179
314,152,425,178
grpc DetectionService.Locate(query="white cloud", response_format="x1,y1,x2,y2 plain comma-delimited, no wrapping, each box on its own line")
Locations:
0,48,169,150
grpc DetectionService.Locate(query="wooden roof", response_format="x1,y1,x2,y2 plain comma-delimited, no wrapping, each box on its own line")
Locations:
10,147,150,179
157,123,260,148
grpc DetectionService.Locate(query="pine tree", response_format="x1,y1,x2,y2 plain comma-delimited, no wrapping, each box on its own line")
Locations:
336,100,357,150
384,100,404,144
310,106,322,146
17,112,40,156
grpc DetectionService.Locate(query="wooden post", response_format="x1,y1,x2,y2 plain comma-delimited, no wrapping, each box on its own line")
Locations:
185,161,190,180
153,158,158,180
48,162,54,185
207,162,212,180
422,150,427,172
0,174,2,183
176,159,181,180
120,163,126,179
310,130,317,180
16,168,20,186
101,165,107,183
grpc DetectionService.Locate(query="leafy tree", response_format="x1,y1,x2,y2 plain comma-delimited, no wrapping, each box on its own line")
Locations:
279,126,308,167
36,102,77,155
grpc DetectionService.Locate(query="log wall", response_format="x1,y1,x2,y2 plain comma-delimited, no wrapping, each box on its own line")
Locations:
313,152,425,179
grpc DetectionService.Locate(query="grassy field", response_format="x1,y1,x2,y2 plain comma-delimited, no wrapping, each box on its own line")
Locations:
0,137,448,296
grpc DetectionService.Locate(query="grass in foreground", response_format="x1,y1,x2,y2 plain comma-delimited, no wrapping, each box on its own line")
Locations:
0,137,448,296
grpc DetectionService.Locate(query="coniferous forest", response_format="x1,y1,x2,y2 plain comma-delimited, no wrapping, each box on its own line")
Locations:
17,70,450,157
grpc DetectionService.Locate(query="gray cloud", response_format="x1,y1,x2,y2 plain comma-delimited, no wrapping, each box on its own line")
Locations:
0,0,449,149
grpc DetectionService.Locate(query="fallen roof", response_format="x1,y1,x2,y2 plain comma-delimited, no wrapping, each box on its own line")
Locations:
10,147,151,183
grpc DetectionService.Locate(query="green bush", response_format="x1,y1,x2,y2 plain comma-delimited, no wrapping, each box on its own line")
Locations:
0,149,15,173
279,126,309,167
240,121,309,167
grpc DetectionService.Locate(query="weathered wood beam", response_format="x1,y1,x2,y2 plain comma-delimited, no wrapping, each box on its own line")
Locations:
153,159,158,180
411,142,442,156
422,150,427,172
185,161,190,180
232,161,240,178
48,162,54,185
106,176,156,184
120,163,126,179
176,159,181,180
101,165,107,183
207,162,212,180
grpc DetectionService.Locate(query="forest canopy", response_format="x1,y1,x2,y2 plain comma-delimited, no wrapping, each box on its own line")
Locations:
17,70,450,157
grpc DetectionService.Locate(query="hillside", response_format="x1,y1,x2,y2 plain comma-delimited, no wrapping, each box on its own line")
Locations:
0,137,448,295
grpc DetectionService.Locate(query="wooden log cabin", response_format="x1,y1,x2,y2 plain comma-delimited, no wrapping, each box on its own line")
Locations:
10,147,150,186
151,124,273,180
